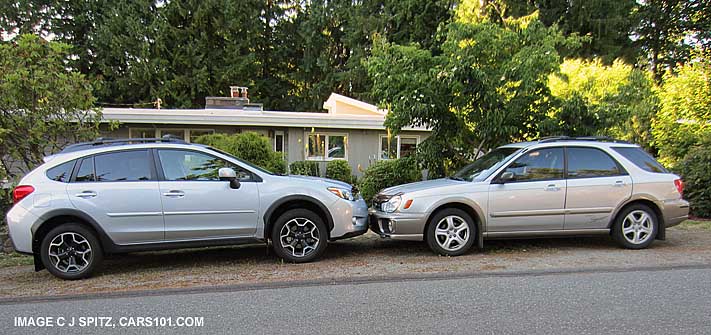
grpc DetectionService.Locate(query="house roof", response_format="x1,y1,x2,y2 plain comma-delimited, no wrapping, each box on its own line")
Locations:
100,93,430,131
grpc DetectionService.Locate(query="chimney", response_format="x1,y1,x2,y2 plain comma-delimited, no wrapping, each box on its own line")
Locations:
205,86,262,111
230,86,249,100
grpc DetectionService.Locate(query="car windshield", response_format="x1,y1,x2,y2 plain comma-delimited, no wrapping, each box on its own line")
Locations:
206,147,279,176
451,147,520,182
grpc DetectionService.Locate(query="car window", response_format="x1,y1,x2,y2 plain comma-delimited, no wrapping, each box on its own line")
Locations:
75,157,95,182
612,147,668,173
46,160,75,183
567,147,624,178
94,150,153,182
158,149,253,181
502,148,564,182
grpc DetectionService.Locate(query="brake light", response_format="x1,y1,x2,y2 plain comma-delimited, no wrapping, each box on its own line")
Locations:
12,185,34,204
674,179,684,196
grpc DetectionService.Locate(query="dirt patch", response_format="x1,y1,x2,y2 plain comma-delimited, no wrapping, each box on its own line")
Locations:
1,226,711,299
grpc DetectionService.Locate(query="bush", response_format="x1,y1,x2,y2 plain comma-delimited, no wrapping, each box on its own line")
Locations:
290,161,320,176
358,157,421,201
194,132,286,174
325,160,352,184
677,141,711,218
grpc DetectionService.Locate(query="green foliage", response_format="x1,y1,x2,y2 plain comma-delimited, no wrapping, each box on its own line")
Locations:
652,59,711,167
676,140,711,218
358,158,421,201
325,160,352,184
194,132,286,174
367,13,578,176
0,34,102,180
540,59,658,149
289,161,320,177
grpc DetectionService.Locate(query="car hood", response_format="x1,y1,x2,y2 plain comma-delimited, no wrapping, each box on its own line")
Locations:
380,178,464,195
286,175,352,189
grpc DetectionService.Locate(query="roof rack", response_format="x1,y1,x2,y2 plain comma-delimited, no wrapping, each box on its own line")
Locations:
60,135,187,153
537,136,629,144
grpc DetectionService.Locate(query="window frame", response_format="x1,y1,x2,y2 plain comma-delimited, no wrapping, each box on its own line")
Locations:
304,132,348,161
378,135,420,160
128,128,215,143
274,130,285,153
564,146,628,179
70,149,157,183
154,148,259,183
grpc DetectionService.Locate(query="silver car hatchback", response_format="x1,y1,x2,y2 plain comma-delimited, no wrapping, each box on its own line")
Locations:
369,137,689,256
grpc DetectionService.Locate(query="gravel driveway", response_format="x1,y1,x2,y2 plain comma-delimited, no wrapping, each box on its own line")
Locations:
1,224,710,299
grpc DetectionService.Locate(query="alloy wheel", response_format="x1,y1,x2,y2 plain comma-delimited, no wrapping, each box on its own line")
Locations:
434,215,470,252
622,210,654,245
279,218,320,258
47,232,93,273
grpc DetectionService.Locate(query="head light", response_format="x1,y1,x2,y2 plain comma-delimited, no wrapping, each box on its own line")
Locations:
328,187,354,201
381,195,402,213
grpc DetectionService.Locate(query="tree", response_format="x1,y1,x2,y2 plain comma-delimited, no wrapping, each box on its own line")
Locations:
0,34,103,179
540,59,658,150
194,132,286,174
367,12,577,175
652,56,711,167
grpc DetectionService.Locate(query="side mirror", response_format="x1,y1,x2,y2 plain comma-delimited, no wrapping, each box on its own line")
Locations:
495,171,515,184
218,167,241,189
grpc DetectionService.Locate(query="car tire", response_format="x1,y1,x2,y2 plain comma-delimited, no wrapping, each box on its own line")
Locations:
612,204,658,249
40,223,103,280
426,208,476,256
271,209,328,263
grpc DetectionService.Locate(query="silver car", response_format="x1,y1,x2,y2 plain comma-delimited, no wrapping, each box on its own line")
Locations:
369,137,689,256
7,137,368,279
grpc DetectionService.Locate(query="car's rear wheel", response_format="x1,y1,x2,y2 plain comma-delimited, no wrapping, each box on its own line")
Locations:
612,204,658,249
271,209,328,263
40,223,103,280
426,208,475,256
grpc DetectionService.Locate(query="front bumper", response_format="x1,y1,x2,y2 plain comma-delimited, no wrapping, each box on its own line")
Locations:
368,209,426,241
328,198,369,240
663,198,690,228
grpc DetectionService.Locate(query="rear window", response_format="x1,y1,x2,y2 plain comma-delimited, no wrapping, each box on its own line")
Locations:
612,147,668,173
46,160,75,183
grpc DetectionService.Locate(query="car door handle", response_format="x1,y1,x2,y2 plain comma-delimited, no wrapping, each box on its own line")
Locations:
613,180,626,187
162,190,185,198
75,191,97,198
545,184,561,191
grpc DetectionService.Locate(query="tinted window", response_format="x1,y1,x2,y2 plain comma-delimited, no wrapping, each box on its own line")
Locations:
502,148,564,182
75,158,95,182
158,150,252,181
453,147,520,182
94,150,152,182
612,147,668,173
567,147,623,178
46,160,75,183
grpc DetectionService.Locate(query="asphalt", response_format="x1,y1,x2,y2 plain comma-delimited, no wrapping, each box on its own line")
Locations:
2,266,710,335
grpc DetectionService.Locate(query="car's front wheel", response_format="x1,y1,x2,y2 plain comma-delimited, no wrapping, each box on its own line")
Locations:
425,208,476,256
40,223,103,280
612,204,658,249
271,209,328,263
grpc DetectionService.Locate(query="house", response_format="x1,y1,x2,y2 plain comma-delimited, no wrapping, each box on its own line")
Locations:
98,88,431,176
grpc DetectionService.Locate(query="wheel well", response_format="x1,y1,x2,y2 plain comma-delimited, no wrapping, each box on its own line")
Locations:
32,215,102,254
611,199,665,239
424,203,482,239
265,200,333,240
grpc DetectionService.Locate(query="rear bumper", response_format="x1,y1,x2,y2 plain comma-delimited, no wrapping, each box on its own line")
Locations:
6,204,38,254
662,199,689,228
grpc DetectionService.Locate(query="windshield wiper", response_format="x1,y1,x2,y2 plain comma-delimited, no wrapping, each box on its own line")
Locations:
448,176,465,181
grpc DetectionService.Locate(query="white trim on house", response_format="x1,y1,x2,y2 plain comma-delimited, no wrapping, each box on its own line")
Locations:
323,93,387,116
378,134,420,160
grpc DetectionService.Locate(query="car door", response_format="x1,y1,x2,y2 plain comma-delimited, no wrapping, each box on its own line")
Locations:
66,150,165,244
564,147,632,229
487,147,566,232
156,149,260,241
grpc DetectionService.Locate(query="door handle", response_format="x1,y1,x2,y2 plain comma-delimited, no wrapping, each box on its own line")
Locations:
545,184,561,191
162,190,185,198
613,180,625,187
75,191,97,198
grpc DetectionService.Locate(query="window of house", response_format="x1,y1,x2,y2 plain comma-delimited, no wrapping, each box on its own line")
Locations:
130,128,156,139
159,129,186,141
274,131,285,153
189,129,215,143
379,135,419,159
306,133,347,160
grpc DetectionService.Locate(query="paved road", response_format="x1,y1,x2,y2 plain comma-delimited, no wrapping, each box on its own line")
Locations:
2,267,710,335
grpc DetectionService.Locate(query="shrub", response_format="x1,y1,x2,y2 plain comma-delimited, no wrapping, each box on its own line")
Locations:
358,157,421,201
325,160,352,184
289,161,320,176
194,132,286,174
677,140,711,218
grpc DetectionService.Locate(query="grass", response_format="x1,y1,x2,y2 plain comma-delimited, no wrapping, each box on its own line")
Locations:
0,252,33,267
676,219,711,230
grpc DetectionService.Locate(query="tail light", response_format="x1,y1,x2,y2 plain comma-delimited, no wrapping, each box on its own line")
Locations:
673,179,684,196
12,185,34,204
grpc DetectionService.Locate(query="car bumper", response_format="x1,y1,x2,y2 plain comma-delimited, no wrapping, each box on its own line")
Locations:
328,198,369,240
369,209,426,241
663,198,690,228
5,204,38,254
